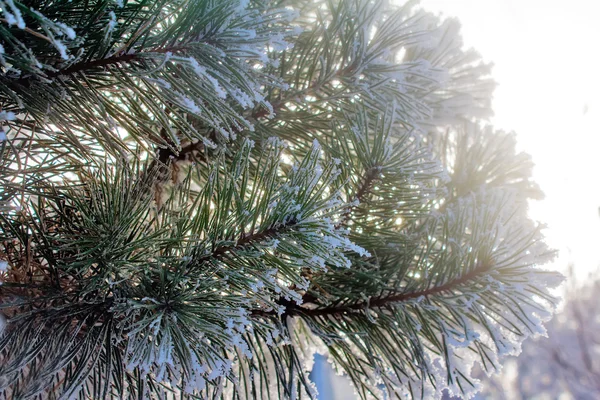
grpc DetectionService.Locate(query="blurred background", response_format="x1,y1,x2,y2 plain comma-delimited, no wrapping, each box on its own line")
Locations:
312,0,600,398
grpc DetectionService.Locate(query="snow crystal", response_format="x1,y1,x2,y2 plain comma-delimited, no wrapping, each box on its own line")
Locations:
206,75,226,99
188,57,206,77
56,22,76,39
180,97,201,114
291,25,304,36
309,255,326,269
53,39,69,60
4,12,17,27
276,304,286,316
231,88,253,108
4,0,25,29
107,11,117,32
189,58,227,99
249,280,265,292
268,33,289,51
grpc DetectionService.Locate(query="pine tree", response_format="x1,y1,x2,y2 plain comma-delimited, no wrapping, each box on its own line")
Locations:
0,0,563,398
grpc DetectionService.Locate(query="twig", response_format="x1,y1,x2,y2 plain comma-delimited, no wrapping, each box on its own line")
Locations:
0,18,52,43
253,261,492,318
336,166,380,228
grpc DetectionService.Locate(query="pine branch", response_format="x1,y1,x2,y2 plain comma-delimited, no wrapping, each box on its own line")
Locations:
337,166,381,228
149,81,332,170
16,46,182,85
153,138,206,169
0,0,561,398
278,261,492,318
152,75,341,163
200,220,296,264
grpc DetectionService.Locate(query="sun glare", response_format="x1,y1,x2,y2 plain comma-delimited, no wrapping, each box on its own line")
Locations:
420,0,600,279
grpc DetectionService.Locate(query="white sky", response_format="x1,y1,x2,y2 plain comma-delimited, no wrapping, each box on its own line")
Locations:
421,0,600,280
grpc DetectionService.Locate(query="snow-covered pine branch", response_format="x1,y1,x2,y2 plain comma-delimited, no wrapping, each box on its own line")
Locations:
0,0,562,399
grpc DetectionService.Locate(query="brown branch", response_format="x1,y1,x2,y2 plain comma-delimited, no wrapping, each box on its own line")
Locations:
253,261,492,318
150,71,343,166
16,46,184,85
0,18,52,43
47,53,139,78
155,139,206,166
336,166,380,228
195,219,297,266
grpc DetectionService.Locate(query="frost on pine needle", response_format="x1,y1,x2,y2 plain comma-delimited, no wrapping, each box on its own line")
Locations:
0,0,563,399
1,0,25,29
106,11,117,36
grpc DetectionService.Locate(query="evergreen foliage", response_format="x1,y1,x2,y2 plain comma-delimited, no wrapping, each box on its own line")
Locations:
0,0,562,398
